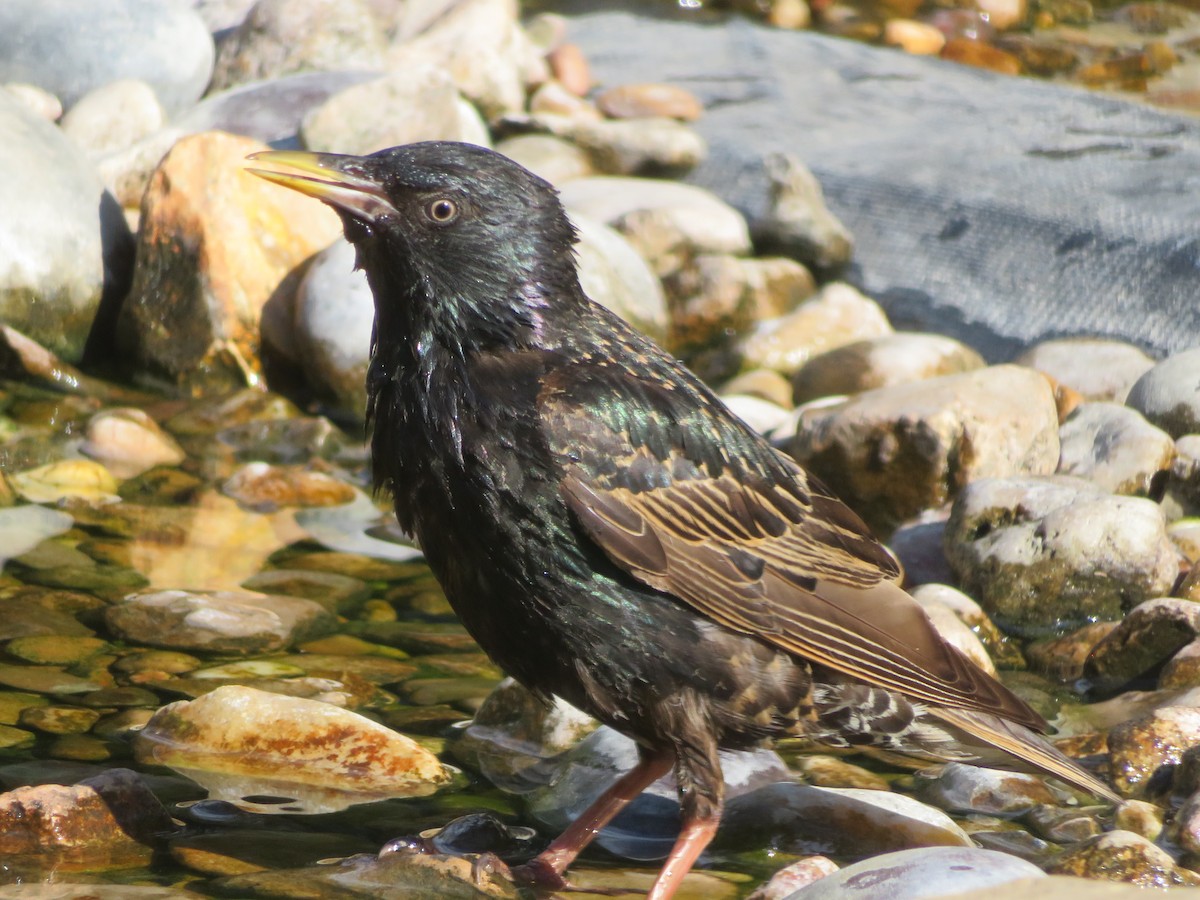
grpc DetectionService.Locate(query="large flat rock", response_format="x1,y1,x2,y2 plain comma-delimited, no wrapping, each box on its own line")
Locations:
569,10,1200,360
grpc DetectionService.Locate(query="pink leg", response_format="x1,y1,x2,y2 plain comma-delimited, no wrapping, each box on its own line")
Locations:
645,812,721,900
512,748,674,888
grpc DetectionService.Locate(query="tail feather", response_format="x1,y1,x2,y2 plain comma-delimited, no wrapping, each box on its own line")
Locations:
929,706,1121,804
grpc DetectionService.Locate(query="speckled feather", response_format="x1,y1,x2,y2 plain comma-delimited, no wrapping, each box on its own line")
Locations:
248,141,1121,887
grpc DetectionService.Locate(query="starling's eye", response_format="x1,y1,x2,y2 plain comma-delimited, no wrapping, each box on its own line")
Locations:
425,198,459,224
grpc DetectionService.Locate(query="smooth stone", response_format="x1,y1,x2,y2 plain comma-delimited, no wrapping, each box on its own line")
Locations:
1048,829,1200,885
301,69,487,156
559,176,752,258
596,83,705,120
670,254,816,357
1176,789,1200,853
750,857,840,900
739,282,892,376
111,650,201,678
1084,598,1200,694
1023,805,1102,843
0,589,98,641
888,510,956,588
385,0,539,120
791,755,889,791
784,846,1043,899
18,710,100,734
0,0,213,115
1056,402,1174,496
0,506,74,569
1166,434,1200,519
793,365,1058,534
0,94,133,363
944,476,1178,635
134,685,450,814
1159,637,1200,688
0,692,47,727
573,213,669,342
792,333,985,404
1126,348,1200,438
1015,338,1156,402
719,782,973,859
526,114,708,176
59,79,165,159
495,133,596,185
0,725,35,751
910,582,1021,669
529,78,602,119
80,408,186,480
116,131,340,392
174,70,380,146
4,636,108,667
210,0,386,92
284,236,373,416
1026,622,1118,682
221,462,355,512
105,589,336,655
47,734,117,762
1108,706,1200,797
722,369,795,409
1113,798,1164,840
2,82,63,121
0,768,177,865
916,763,1056,815
911,598,996,675
240,569,370,612
0,666,101,696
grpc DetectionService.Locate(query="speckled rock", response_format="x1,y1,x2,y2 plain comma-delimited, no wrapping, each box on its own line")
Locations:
210,0,386,92
0,0,213,115
116,131,341,392
1084,598,1200,694
0,93,133,364
1108,706,1200,797
916,763,1057,815
1048,829,1200,885
1056,403,1174,496
1159,638,1200,689
791,333,985,405
739,282,892,377
1126,348,1200,438
944,476,1178,635
793,366,1060,534
1015,338,1156,403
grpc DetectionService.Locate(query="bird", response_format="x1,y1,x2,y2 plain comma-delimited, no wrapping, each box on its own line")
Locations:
247,142,1120,899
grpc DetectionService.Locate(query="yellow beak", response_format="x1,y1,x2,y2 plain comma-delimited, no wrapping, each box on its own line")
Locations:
245,150,396,220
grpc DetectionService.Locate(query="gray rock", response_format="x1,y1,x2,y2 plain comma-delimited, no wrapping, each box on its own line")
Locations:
753,152,853,273
945,476,1179,635
1127,348,1200,438
1056,402,1174,496
570,12,1200,361
0,0,213,116
176,70,380,147
888,511,955,588
495,134,596,186
524,113,708,176
291,238,373,418
792,332,985,404
1084,598,1200,694
1165,434,1200,520
784,846,1043,900
105,589,336,655
300,69,488,156
210,0,386,92
915,762,1057,815
792,365,1059,534
60,80,166,159
559,177,751,260
190,0,258,34
1015,338,1156,403
572,213,667,342
0,93,134,363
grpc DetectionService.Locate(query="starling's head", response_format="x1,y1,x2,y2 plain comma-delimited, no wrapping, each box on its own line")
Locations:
248,141,583,349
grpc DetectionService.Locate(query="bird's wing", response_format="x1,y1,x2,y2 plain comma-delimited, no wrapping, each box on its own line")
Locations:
539,362,1045,732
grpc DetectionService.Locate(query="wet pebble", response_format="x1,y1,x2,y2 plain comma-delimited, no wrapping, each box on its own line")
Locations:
1108,705,1200,797
80,408,186,480
0,505,74,569
222,462,356,512
105,588,336,655
596,83,705,121
944,476,1177,634
916,763,1057,815
1048,829,1200,885
169,827,376,876
749,856,839,900
1084,598,1200,694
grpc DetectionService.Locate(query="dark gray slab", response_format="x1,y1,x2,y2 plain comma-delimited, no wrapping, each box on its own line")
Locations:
568,10,1200,360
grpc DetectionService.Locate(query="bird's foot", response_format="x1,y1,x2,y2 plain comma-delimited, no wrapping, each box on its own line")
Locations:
484,856,629,896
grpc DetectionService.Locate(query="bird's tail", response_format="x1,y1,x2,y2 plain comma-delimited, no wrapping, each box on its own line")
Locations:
928,705,1122,804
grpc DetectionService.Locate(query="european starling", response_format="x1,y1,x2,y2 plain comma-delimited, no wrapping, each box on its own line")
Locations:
248,142,1119,899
